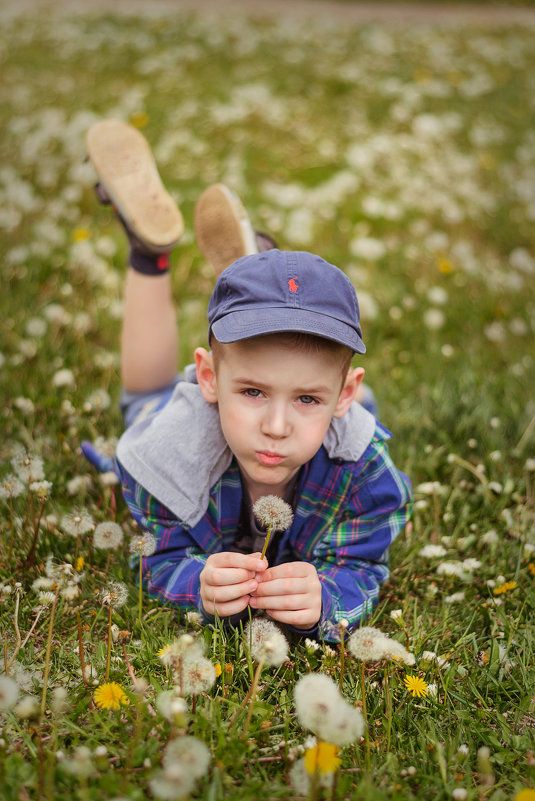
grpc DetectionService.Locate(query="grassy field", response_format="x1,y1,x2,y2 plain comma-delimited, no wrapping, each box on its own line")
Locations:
0,5,534,800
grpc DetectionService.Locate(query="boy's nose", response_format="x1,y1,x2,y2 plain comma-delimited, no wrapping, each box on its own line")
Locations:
261,402,290,438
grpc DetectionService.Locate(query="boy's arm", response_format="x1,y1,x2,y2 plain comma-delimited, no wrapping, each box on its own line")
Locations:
310,439,413,642
117,459,209,610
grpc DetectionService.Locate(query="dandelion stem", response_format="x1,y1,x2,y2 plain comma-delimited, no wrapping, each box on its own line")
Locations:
7,495,15,561
22,496,46,568
360,661,370,770
138,557,143,624
260,524,273,561
105,604,113,682
339,625,346,692
76,611,88,686
241,659,265,739
383,664,392,753
40,587,61,717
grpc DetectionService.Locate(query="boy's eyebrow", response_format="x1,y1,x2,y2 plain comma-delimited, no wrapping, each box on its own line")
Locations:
232,376,333,395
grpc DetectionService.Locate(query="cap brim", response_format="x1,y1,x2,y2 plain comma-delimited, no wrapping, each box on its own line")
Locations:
211,307,366,354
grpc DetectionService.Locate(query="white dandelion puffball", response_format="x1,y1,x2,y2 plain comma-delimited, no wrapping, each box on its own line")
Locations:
100,581,129,608
163,736,211,780
61,509,94,537
0,675,19,711
294,672,364,746
181,656,217,695
129,533,157,557
245,618,289,666
347,626,391,662
252,495,294,532
93,521,123,550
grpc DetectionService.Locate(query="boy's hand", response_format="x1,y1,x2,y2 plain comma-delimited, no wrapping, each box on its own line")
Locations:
249,561,322,630
200,552,267,618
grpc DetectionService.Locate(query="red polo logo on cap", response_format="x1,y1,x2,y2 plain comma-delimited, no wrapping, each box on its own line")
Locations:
288,278,299,293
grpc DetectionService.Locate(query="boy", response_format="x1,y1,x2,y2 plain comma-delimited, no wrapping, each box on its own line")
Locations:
85,120,412,642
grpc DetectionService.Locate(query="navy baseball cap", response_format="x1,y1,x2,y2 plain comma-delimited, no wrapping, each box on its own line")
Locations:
207,249,366,354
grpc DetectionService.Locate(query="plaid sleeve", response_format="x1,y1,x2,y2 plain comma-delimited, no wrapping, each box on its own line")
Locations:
310,437,412,642
116,460,207,610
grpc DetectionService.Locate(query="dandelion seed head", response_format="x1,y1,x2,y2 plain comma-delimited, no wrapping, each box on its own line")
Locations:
100,581,128,608
158,634,203,667
62,745,95,777
0,676,19,711
382,639,416,666
14,695,40,719
252,495,294,532
61,509,94,537
0,473,25,499
51,687,69,716
93,521,123,550
12,450,45,483
181,656,217,695
245,618,289,666
163,736,211,780
294,673,344,739
61,583,81,602
347,626,391,662
129,532,157,557
150,769,195,801
319,700,365,746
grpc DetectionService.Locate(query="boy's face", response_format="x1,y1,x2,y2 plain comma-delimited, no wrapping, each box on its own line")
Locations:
195,338,363,504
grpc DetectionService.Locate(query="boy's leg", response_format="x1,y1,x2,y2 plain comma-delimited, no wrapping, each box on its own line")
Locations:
87,120,183,393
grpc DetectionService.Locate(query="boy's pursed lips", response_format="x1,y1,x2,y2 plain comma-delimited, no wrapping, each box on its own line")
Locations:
256,451,285,466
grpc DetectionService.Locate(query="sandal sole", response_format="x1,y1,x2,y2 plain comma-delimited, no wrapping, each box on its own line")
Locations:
86,119,184,253
194,183,257,275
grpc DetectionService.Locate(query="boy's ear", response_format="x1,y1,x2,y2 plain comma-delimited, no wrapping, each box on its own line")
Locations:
194,347,218,403
332,367,365,418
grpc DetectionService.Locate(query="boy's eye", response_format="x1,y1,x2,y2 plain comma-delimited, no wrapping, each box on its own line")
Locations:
243,388,262,398
299,395,318,405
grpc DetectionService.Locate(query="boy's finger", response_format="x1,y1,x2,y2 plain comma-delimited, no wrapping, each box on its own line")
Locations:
210,552,266,571
207,567,256,586
207,579,258,603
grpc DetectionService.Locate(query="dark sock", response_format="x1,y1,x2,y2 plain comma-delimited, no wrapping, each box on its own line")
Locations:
129,248,170,276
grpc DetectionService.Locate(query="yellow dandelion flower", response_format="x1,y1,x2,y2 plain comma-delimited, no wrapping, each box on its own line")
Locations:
493,580,517,596
527,563,535,577
437,256,454,274
76,556,85,571
515,790,535,801
214,663,222,678
94,682,129,710
72,227,89,242
129,111,149,128
304,741,341,776
404,674,429,698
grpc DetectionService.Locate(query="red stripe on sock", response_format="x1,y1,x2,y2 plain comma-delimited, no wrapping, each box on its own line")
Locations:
157,253,170,271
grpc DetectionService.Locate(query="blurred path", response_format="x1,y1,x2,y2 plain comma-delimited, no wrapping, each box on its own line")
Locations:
8,0,535,26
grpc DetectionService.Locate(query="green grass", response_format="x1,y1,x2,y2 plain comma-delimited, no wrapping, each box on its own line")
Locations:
0,6,534,801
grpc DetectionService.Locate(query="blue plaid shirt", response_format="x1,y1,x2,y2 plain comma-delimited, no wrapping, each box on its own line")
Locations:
116,420,412,642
